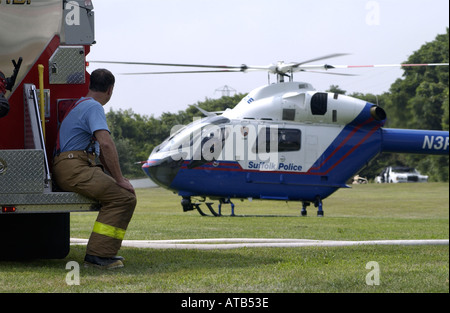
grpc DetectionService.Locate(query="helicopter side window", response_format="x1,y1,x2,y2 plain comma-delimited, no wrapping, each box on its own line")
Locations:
282,109,296,121
254,127,301,153
278,129,301,152
311,92,328,115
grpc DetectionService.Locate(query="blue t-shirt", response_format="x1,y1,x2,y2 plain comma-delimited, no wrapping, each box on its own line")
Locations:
59,97,110,155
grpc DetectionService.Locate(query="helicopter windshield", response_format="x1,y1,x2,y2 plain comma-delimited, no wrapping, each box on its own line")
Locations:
157,115,230,154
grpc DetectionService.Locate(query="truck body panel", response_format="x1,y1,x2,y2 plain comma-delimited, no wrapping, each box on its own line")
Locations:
0,0,98,259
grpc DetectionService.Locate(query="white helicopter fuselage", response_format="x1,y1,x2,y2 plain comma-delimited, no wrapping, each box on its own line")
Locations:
144,81,392,202
221,82,379,175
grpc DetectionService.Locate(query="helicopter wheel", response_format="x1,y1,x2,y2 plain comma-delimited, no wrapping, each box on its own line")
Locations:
314,196,324,217
301,201,310,216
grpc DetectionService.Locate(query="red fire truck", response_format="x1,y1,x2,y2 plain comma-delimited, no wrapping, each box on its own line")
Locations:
0,0,99,259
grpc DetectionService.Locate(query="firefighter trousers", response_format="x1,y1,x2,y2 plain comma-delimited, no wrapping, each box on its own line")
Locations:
53,151,137,258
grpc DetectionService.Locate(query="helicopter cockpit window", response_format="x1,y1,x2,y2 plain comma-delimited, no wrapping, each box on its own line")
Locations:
254,127,301,153
158,116,230,153
208,116,230,125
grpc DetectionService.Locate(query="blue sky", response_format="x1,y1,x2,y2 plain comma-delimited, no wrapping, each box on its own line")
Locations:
87,0,449,117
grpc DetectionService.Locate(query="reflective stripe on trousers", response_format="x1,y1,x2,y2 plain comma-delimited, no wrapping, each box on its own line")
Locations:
93,221,126,240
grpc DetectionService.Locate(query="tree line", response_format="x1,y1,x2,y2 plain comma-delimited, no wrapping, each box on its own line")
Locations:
108,29,449,181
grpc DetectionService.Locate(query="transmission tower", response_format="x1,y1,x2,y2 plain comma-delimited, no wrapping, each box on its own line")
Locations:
215,85,236,97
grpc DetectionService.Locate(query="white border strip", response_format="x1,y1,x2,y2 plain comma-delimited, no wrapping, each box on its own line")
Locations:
70,238,449,250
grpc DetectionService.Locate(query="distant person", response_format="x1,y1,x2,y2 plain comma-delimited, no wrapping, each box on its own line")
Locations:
1,59,22,119
53,68,136,269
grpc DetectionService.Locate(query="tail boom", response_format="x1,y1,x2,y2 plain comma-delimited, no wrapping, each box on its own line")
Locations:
381,128,449,155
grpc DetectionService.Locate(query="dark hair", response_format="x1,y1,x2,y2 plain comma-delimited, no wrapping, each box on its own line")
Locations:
89,68,115,92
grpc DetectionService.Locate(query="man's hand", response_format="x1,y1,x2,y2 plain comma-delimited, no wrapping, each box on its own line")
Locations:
0,71,9,118
95,129,135,195
116,177,135,195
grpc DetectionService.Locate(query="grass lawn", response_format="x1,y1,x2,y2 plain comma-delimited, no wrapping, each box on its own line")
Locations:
0,182,448,294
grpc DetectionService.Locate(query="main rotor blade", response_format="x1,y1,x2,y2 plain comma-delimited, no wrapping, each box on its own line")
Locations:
300,70,358,76
291,53,351,68
293,62,449,73
330,63,449,69
90,60,242,69
120,69,244,75
90,60,272,74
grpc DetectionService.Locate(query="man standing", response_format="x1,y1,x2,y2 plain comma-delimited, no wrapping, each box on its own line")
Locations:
53,69,136,269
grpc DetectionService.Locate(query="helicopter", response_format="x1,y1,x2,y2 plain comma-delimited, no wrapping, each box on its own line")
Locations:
92,54,449,217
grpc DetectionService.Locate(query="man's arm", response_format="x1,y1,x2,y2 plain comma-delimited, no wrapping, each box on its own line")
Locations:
0,72,10,118
94,129,135,195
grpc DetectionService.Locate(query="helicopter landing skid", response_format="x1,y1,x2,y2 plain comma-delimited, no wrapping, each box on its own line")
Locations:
182,196,236,217
192,202,219,217
193,199,236,217
183,196,324,217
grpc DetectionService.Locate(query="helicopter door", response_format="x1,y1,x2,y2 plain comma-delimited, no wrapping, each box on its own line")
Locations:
251,126,302,168
305,133,318,166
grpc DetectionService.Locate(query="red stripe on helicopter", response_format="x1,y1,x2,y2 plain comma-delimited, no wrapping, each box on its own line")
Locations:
142,160,157,168
308,123,382,176
308,117,375,172
180,161,242,171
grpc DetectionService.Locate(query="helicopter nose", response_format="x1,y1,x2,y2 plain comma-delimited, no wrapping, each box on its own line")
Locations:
142,157,183,189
